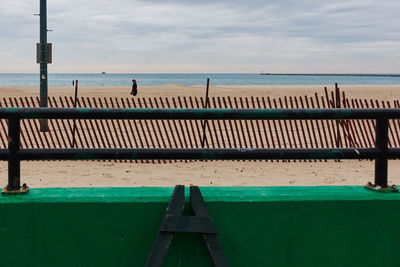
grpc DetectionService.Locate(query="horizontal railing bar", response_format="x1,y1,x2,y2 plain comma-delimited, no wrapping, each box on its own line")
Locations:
0,149,7,158
387,148,400,157
1,107,400,120
0,148,385,160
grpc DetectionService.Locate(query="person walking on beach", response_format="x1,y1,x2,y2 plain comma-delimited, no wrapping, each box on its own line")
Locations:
131,79,137,96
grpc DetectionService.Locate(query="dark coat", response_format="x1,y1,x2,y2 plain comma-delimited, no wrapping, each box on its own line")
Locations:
131,84,137,96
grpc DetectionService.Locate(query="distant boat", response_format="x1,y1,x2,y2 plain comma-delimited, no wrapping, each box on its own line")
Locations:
101,72,106,75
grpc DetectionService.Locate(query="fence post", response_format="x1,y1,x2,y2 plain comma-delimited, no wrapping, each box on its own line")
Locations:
372,117,389,189
335,83,342,149
3,117,28,194
72,79,79,148
201,78,210,148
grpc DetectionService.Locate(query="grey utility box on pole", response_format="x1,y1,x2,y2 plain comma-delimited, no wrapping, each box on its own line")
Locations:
36,43,52,64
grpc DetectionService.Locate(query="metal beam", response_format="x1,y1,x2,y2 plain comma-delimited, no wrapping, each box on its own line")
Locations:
374,118,389,187
2,107,400,120
7,118,21,190
0,147,381,161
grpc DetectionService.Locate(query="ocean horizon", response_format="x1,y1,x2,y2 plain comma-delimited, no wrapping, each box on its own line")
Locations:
1,73,400,86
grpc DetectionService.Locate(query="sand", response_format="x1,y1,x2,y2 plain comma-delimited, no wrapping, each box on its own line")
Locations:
2,84,400,100
1,84,400,188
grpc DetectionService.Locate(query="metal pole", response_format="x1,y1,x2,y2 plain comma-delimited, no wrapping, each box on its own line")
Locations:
204,78,210,108
201,78,210,148
374,117,389,187
13,147,379,161
4,107,400,120
7,118,21,191
72,80,79,148
335,83,341,148
39,0,48,132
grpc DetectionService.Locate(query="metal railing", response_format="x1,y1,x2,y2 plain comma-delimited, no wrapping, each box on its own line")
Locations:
1,107,399,193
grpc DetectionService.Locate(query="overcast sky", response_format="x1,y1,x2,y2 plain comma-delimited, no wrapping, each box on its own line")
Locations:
1,0,400,73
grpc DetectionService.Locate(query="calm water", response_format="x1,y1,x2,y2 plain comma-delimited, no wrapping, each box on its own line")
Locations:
1,73,400,86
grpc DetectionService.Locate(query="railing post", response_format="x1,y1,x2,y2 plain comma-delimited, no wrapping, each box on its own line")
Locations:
374,117,388,187
366,116,397,192
2,117,28,194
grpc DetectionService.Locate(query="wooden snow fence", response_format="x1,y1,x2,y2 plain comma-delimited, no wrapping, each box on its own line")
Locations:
0,87,397,163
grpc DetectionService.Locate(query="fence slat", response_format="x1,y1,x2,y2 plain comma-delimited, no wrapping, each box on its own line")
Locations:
380,101,394,147
293,96,309,149
29,97,47,148
355,99,374,147
350,99,367,147
177,97,194,149
108,98,127,149
233,97,248,148
212,97,227,148
207,97,222,149
166,98,185,148
172,97,189,150
246,97,259,148
45,97,63,148
159,97,179,149
8,98,29,148
194,97,209,148
138,98,157,149
183,97,200,148
154,97,173,149
241,97,254,148
67,96,85,148
304,96,320,149
140,98,160,163
252,96,265,149
74,98,91,148
0,100,9,148
50,97,69,148
339,97,357,147
223,97,236,148
387,101,400,147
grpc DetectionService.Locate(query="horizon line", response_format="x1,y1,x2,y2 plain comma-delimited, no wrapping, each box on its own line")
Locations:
1,72,400,76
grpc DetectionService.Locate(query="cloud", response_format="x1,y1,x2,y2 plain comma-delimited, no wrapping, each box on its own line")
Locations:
0,0,399,73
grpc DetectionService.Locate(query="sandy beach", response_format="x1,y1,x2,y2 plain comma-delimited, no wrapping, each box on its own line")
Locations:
1,84,400,188
2,84,400,100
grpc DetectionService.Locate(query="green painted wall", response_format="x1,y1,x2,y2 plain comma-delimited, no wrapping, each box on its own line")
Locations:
1,186,400,267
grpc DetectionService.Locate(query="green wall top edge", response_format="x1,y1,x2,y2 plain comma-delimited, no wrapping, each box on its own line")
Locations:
1,186,400,203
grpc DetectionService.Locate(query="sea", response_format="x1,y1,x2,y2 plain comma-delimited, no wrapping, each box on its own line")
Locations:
1,73,400,87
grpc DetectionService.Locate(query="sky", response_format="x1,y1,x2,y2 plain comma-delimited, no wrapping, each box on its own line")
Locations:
1,0,400,73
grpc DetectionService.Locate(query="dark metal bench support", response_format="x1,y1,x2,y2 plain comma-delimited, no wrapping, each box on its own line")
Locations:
1,107,399,194
145,185,229,267
375,117,389,187
3,117,28,194
366,117,397,192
